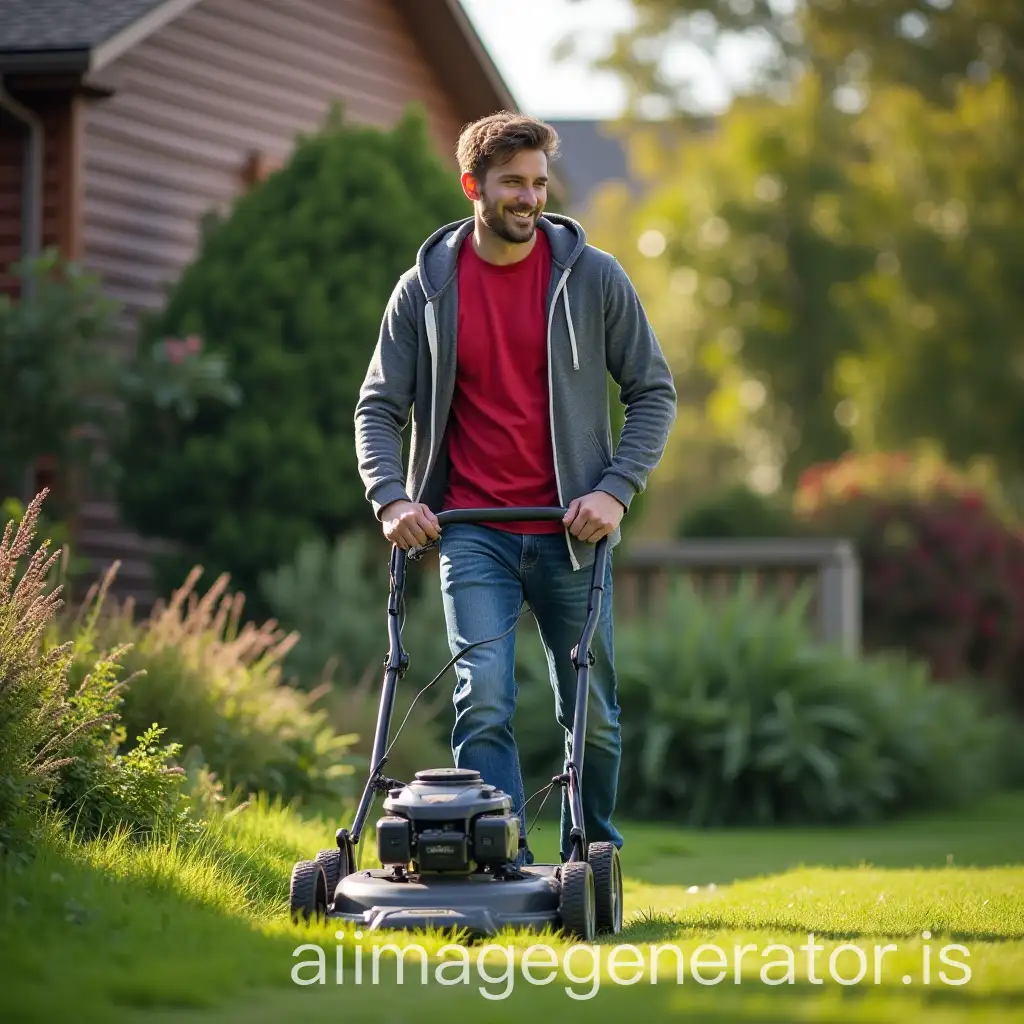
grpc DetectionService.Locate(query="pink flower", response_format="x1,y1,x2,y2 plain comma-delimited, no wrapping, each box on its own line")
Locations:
163,338,187,364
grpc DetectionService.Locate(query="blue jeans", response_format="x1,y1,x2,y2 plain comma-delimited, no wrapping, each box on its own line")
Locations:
437,524,623,864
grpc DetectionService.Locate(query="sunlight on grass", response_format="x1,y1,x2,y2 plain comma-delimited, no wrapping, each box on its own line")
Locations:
2,794,1023,1022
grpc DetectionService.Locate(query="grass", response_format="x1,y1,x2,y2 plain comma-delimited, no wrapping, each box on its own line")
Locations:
1,792,1023,1024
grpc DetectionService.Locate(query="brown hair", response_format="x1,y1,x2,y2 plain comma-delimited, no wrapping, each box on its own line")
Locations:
456,110,560,181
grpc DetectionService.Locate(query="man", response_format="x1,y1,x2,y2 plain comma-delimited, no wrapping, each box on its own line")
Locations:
354,111,676,865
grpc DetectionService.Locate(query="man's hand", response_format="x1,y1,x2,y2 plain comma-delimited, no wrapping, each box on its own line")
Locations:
562,491,626,543
380,500,441,549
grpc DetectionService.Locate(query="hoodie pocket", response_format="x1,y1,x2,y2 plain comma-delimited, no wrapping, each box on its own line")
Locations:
586,429,612,469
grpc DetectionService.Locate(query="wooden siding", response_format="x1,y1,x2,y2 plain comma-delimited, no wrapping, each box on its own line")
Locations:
76,0,472,610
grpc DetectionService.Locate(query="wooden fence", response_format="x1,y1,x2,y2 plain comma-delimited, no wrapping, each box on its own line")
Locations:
613,538,862,656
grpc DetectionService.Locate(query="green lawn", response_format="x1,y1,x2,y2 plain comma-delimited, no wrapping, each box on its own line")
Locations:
2,792,1022,1024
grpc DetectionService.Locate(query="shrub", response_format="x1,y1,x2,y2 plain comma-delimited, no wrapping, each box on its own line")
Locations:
259,531,453,688
259,531,461,782
1,492,190,853
676,482,800,539
61,566,360,809
794,450,1024,713
114,103,469,610
515,577,1011,826
0,250,238,518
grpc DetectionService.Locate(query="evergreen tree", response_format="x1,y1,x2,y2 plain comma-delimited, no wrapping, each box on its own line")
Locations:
116,105,467,606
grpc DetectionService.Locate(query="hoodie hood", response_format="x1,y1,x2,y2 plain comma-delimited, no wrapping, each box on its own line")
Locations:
415,212,588,301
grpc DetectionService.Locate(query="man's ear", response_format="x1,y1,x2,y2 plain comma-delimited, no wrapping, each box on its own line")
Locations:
461,172,480,202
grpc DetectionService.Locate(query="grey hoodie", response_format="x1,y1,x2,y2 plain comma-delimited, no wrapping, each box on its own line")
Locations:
354,212,677,571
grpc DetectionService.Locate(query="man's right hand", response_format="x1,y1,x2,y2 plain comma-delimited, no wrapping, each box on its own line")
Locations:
380,500,441,550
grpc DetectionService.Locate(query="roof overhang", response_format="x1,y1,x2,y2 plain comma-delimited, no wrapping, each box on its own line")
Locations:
0,0,203,76
0,49,91,75
394,0,517,125
393,0,566,199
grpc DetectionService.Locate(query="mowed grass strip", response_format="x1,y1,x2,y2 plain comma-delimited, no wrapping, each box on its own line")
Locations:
0,793,1021,1023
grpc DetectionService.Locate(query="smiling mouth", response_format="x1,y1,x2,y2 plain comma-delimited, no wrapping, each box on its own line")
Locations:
508,209,535,222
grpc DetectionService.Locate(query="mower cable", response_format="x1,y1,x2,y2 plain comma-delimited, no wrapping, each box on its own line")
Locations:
376,602,534,776
525,782,556,837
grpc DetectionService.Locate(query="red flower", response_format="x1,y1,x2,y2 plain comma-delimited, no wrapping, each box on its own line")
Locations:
979,614,1000,637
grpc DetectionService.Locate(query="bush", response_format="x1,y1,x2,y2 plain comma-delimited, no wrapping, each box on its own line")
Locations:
676,482,800,539
794,450,1024,713
1,492,190,853
259,531,461,782
259,531,453,687
515,576,1011,826
0,250,238,518
62,565,360,809
114,103,468,610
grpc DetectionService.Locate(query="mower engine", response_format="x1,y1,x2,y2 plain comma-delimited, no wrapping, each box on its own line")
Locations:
376,768,520,874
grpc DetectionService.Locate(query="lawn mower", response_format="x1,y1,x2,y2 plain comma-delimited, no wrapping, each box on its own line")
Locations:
287,506,623,941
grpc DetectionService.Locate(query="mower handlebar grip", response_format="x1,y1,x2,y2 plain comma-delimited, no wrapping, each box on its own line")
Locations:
404,507,570,560
434,506,569,526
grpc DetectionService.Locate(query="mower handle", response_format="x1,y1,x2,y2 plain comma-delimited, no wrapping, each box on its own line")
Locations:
406,506,569,559
435,505,568,526
354,505,611,856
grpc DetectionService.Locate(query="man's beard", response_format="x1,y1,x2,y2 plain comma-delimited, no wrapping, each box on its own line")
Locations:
479,191,538,244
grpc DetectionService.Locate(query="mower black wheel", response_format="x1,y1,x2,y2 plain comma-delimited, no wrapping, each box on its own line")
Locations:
559,861,596,941
588,841,623,934
316,845,351,901
289,860,328,924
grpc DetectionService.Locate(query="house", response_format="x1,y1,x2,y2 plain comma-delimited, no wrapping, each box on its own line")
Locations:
546,118,638,214
548,116,716,216
0,0,520,609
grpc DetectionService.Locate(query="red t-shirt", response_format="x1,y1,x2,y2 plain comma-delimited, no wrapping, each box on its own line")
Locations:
442,230,563,534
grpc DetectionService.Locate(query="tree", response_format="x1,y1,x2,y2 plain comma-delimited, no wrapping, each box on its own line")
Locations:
115,105,468,607
563,0,1024,496
572,0,1022,113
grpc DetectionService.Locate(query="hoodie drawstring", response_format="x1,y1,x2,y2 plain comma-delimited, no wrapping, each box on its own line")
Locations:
563,281,579,370
551,269,580,371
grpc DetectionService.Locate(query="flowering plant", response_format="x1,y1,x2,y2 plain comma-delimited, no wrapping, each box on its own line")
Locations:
121,332,241,421
794,449,1024,711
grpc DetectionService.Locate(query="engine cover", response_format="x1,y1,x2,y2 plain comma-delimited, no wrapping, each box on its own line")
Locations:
383,768,512,820
380,768,520,873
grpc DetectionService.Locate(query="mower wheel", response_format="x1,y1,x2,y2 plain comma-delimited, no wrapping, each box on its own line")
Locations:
289,860,328,924
316,846,350,901
559,861,596,941
588,841,623,934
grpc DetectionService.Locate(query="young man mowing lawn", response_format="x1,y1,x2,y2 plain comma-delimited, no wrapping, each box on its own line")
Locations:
354,112,677,866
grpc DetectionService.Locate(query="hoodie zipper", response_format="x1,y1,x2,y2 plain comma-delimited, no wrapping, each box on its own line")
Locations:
416,298,439,503
547,268,581,570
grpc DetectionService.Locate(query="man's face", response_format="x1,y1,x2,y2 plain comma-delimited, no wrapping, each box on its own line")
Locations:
470,149,548,244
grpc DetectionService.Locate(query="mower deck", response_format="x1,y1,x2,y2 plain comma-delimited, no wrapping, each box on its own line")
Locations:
329,863,563,936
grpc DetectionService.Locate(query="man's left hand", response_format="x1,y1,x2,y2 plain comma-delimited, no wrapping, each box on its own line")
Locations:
563,491,626,543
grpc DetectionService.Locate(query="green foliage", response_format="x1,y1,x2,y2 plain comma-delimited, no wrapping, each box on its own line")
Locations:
516,576,1011,826
0,250,238,517
259,530,458,782
0,252,122,508
62,566,360,808
795,450,1024,714
115,103,469,609
582,0,1020,113
676,482,798,538
259,531,452,689
0,492,190,854
572,1,1024,499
